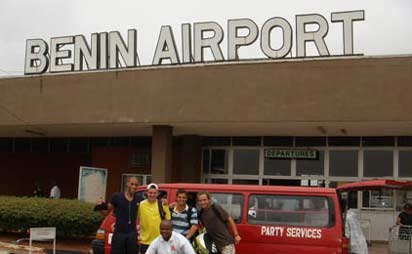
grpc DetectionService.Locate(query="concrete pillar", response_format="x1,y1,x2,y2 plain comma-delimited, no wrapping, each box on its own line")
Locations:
180,135,202,182
151,125,173,183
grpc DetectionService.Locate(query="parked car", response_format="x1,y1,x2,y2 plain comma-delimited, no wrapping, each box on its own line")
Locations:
92,183,349,254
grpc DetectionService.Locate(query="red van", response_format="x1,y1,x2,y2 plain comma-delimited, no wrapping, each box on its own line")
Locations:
92,183,349,254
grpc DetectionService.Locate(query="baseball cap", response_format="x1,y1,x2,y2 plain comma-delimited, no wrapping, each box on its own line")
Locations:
147,183,159,190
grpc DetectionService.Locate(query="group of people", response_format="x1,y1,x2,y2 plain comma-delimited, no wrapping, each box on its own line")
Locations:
33,180,61,199
97,177,241,254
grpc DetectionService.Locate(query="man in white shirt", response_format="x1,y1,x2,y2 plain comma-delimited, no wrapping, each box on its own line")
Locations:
146,220,196,254
49,181,61,199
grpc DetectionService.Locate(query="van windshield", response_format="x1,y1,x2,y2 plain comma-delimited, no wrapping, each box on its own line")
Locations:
248,194,335,228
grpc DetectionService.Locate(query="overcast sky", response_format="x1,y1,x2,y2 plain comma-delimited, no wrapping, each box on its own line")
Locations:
0,0,411,77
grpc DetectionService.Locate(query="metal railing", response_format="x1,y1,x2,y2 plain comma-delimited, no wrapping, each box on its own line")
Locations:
389,225,412,254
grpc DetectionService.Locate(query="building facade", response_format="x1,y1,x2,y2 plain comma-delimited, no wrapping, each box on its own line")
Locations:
1,55,412,240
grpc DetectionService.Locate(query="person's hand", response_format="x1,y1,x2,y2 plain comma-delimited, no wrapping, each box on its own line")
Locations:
169,202,176,209
234,235,241,244
162,198,168,206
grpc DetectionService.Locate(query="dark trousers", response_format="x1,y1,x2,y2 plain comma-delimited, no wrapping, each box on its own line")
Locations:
139,244,149,254
111,231,138,254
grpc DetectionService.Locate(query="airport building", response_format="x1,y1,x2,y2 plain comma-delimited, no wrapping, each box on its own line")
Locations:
1,53,412,240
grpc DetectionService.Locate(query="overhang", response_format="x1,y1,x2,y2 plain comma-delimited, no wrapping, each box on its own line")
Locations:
1,55,412,137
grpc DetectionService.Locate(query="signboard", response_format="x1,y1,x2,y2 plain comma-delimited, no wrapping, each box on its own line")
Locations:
265,149,318,160
29,227,56,254
24,10,365,75
78,166,107,203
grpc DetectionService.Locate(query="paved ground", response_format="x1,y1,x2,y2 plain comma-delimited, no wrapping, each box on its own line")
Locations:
0,233,91,254
0,232,394,254
369,243,390,254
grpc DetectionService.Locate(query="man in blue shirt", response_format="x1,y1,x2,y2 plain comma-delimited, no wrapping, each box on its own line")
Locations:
109,177,142,254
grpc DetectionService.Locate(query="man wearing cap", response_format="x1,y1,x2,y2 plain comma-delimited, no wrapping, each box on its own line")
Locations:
139,183,171,254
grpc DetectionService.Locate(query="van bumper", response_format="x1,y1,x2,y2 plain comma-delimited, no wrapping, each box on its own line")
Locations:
92,239,105,254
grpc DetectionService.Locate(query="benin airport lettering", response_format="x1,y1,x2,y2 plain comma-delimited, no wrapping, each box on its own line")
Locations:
24,10,364,74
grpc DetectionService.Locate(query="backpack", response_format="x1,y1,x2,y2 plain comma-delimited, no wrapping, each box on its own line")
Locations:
136,199,166,220
198,203,227,226
157,199,166,220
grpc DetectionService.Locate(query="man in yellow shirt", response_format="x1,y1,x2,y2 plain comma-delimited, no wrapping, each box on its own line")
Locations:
139,183,171,254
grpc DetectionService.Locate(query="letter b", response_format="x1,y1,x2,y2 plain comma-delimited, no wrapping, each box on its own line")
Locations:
24,39,49,74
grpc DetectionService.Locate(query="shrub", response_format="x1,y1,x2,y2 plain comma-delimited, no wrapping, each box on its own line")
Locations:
0,196,104,237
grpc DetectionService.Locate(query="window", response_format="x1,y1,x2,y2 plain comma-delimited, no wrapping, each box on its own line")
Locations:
263,136,293,147
398,137,412,147
50,138,68,152
363,150,393,177
296,151,324,176
233,149,259,175
32,138,49,152
362,190,393,209
295,137,326,147
210,193,244,223
207,178,228,184
211,149,228,174
130,137,151,146
110,137,130,146
202,150,210,174
203,149,228,174
14,138,31,152
399,151,412,177
202,137,231,146
69,138,89,152
328,137,360,146
232,137,261,146
329,150,358,177
362,137,394,147
264,158,291,176
90,137,109,147
232,179,259,185
0,138,13,152
248,194,334,227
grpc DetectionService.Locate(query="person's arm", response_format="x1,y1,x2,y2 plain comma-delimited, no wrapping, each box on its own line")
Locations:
397,214,403,226
186,208,199,240
94,197,113,216
164,204,172,220
227,216,241,244
185,224,198,240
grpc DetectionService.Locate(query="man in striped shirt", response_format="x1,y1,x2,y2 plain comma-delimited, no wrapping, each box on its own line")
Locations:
171,189,199,240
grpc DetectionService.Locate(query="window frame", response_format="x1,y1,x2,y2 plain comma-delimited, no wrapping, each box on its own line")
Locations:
247,193,336,228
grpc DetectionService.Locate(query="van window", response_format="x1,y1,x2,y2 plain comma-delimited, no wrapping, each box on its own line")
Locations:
210,192,244,223
248,195,335,228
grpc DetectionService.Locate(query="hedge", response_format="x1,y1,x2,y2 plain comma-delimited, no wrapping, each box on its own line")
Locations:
0,196,104,237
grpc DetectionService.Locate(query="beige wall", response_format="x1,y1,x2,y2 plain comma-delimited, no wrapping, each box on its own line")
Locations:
1,56,412,136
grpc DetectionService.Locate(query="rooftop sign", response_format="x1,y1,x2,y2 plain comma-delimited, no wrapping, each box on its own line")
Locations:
24,10,364,75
